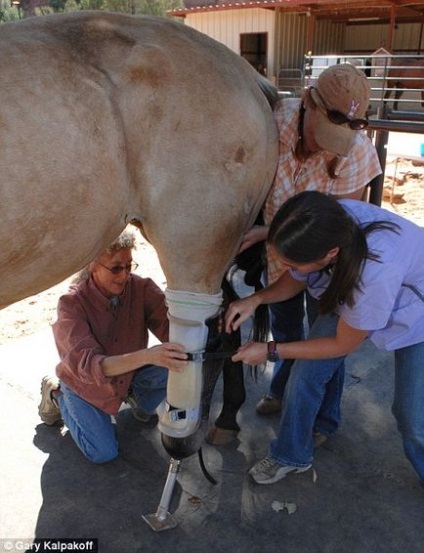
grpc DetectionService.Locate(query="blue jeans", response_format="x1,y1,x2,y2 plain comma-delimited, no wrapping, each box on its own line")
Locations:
57,365,168,464
269,313,346,468
393,341,424,484
268,291,319,399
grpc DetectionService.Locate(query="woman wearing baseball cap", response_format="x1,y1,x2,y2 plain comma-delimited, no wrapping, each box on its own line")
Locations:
209,64,382,446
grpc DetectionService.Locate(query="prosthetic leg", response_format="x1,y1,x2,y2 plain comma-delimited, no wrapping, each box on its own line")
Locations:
142,288,222,531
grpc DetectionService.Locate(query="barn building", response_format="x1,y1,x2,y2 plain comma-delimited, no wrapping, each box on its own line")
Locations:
170,0,424,104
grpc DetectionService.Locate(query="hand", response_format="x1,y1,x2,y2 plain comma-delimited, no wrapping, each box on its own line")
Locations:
231,342,267,365
238,225,268,253
225,294,261,333
148,343,188,372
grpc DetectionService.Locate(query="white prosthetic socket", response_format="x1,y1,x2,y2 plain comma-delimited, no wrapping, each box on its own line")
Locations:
157,288,223,438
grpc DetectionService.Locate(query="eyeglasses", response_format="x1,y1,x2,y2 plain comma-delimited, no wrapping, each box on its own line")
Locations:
98,261,139,275
310,87,368,130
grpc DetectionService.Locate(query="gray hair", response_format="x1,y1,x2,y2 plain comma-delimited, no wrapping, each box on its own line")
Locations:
72,229,137,284
104,229,137,253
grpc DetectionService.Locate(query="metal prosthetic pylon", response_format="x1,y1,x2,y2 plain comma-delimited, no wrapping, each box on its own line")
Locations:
142,457,181,532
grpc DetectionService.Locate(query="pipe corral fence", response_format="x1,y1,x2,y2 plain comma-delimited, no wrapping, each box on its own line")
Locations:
277,54,424,206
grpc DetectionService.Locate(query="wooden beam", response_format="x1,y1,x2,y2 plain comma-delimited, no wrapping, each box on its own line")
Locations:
306,10,315,53
386,2,396,51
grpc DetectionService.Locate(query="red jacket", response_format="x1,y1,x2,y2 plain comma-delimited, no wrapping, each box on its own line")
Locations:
53,274,168,414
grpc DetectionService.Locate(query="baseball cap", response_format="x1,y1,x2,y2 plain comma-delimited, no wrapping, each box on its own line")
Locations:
310,63,370,156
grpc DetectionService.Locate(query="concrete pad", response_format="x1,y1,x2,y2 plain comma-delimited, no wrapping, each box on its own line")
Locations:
0,326,423,553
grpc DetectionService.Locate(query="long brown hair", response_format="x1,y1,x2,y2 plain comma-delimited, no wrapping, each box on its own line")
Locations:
268,191,399,313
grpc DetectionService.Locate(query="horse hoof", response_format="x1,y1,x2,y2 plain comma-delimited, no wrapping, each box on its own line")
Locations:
205,426,238,446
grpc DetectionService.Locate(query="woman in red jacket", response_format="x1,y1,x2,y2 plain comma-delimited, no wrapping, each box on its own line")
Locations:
38,230,187,463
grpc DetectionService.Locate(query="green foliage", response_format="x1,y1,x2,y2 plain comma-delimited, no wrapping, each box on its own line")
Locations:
0,0,183,22
67,0,183,16
0,0,21,21
49,0,68,11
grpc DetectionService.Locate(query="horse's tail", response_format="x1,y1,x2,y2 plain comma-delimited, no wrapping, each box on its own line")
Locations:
235,245,269,337
256,74,280,110
230,212,270,378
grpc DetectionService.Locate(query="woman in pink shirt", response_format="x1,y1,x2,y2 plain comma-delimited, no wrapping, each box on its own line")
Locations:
38,230,187,463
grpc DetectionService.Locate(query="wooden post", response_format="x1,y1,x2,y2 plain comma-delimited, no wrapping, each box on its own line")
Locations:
386,3,396,52
306,10,315,54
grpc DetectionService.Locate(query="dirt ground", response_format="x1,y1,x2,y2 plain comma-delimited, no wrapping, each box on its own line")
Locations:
0,156,423,346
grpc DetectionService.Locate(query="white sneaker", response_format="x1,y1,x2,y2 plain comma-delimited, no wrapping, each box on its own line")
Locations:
249,456,312,484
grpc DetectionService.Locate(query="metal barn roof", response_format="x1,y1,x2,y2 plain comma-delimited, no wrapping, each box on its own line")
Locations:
172,1,424,25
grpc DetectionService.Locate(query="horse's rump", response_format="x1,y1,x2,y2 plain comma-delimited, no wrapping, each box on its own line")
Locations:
0,12,278,305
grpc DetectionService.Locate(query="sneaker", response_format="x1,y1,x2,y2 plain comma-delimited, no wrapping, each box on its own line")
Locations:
313,430,328,448
126,392,151,423
255,395,282,415
249,456,312,485
38,376,61,426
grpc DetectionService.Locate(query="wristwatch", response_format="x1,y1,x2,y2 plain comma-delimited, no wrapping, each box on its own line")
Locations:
267,341,279,363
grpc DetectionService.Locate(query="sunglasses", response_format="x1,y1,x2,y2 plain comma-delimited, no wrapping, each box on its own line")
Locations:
98,261,139,275
310,87,368,130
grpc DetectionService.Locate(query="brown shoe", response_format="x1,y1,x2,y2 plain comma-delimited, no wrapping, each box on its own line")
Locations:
38,376,61,426
125,392,152,423
313,431,328,448
255,395,281,415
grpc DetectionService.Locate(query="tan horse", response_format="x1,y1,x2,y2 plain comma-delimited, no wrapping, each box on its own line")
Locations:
1,11,277,309
383,58,424,110
1,12,278,528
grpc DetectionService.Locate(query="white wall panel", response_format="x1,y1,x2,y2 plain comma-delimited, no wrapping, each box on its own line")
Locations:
185,9,276,75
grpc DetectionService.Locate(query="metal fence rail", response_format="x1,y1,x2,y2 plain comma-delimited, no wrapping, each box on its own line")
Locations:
300,53,424,112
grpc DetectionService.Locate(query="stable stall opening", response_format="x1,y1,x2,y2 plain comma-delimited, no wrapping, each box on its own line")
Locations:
240,32,268,76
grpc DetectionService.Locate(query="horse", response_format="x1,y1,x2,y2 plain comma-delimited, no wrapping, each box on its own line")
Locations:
0,12,278,530
383,58,424,110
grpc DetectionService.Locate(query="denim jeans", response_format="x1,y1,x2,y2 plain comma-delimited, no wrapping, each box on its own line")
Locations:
393,341,424,484
57,365,168,463
268,291,319,400
269,313,346,468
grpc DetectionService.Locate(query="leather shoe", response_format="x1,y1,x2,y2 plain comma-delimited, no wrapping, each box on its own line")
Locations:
255,395,282,415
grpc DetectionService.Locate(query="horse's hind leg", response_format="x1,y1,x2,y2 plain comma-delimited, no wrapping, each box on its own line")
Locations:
143,310,225,531
160,313,226,460
205,336,246,446
205,276,248,445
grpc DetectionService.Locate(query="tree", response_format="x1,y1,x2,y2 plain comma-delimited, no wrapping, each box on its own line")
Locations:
0,0,183,22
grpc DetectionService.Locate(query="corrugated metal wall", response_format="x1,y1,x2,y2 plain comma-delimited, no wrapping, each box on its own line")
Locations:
275,12,307,70
344,22,424,54
275,13,344,71
314,20,345,55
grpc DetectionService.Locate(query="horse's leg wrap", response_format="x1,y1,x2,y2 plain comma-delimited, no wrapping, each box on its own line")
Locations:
160,311,225,459
158,288,223,441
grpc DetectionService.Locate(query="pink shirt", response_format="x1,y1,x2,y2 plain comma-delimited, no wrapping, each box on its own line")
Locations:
264,98,382,283
53,274,169,415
